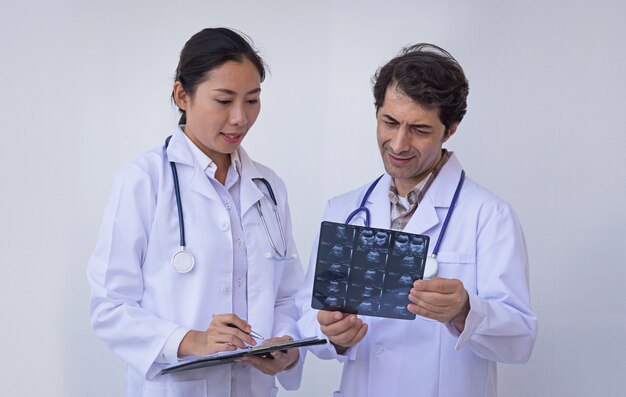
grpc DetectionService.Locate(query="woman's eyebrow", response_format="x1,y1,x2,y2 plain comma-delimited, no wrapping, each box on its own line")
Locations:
211,88,262,95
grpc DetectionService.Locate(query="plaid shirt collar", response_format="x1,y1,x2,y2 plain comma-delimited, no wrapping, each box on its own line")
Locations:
388,150,452,230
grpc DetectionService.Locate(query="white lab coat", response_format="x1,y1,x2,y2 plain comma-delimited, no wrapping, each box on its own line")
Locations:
296,153,537,397
88,129,305,397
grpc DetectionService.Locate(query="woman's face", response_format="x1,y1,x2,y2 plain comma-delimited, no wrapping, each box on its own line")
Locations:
174,58,261,163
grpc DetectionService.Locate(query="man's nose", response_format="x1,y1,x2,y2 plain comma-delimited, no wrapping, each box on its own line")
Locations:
388,125,411,153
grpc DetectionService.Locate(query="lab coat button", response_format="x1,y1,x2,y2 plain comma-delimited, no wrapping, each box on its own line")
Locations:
220,221,230,231
372,345,383,355
222,285,231,295
225,202,232,210
265,252,272,259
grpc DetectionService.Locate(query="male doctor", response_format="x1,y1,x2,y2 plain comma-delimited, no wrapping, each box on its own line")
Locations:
296,44,537,396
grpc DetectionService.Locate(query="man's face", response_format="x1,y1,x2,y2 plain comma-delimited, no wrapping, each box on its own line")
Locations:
376,85,457,196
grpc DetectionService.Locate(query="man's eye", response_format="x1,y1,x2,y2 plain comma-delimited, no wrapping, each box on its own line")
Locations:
384,120,398,127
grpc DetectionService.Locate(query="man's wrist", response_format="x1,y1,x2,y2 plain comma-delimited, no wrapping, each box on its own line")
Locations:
451,292,471,332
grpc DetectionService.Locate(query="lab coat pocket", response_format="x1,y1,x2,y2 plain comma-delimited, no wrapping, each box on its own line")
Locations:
434,251,476,292
142,378,207,397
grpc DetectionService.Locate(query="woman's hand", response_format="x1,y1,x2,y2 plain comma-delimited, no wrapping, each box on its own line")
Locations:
238,335,300,376
177,313,257,358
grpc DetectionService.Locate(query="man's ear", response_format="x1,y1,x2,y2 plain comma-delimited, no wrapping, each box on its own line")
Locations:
173,81,190,111
443,122,459,142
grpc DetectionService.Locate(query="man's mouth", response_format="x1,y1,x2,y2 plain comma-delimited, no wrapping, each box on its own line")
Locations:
388,152,415,165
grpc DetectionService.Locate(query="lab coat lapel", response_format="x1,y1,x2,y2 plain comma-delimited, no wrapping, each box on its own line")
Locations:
166,129,221,203
403,194,440,235
237,147,264,216
403,153,464,234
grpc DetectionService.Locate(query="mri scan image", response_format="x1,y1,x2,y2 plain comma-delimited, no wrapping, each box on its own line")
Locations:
358,229,376,247
393,234,410,254
374,231,389,247
312,221,429,319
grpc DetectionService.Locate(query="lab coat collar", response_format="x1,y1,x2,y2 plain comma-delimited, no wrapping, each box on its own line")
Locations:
403,153,464,234
424,153,464,208
164,127,194,167
164,128,264,214
163,129,218,202
365,153,464,234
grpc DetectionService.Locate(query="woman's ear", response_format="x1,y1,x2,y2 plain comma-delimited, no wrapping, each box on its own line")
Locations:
173,81,190,111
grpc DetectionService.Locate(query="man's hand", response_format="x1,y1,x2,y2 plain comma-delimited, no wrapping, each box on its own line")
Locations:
317,311,368,354
408,278,470,332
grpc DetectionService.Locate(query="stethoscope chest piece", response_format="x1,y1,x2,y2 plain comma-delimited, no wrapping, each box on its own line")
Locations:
423,256,439,280
172,249,195,273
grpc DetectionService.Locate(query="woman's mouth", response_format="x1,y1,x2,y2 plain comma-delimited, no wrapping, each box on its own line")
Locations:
221,132,243,144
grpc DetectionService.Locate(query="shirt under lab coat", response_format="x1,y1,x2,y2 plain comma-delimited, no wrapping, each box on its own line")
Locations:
87,129,305,397
296,153,537,397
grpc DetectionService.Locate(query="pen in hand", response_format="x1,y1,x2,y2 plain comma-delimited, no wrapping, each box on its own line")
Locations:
211,314,264,340
226,323,264,340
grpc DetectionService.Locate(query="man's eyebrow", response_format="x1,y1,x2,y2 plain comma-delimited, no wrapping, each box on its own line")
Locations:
211,88,261,95
409,123,434,130
381,113,399,122
382,113,434,129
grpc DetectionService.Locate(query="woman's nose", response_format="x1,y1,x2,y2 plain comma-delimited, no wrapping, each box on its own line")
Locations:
229,102,247,126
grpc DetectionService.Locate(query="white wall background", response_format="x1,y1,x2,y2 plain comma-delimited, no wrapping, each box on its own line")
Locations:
1,0,625,396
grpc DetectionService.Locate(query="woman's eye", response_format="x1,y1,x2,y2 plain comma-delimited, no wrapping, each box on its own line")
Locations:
247,99,259,104
216,99,232,105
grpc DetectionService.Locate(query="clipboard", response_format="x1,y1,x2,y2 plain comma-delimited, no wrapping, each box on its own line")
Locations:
312,221,430,320
160,337,327,375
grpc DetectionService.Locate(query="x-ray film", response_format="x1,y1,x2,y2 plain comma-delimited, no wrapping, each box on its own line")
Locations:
312,221,430,320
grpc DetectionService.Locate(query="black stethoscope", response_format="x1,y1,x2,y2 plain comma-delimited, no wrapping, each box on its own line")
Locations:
164,136,289,273
345,170,466,279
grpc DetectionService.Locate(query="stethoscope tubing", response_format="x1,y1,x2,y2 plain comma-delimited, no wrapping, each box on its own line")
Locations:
165,136,186,248
431,170,465,259
252,177,288,259
345,170,465,258
345,174,384,227
164,136,290,272
171,170,186,247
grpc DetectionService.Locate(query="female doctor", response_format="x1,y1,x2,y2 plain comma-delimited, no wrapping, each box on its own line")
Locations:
87,28,304,397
